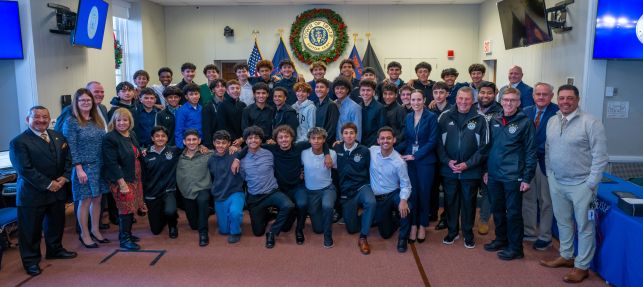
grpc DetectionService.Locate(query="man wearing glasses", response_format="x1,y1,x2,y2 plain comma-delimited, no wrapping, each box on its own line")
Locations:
483,88,537,261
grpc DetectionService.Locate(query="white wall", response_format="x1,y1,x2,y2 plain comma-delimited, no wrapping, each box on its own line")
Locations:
603,61,643,157
478,0,605,118
14,0,117,124
141,0,166,85
163,5,480,84
0,61,20,150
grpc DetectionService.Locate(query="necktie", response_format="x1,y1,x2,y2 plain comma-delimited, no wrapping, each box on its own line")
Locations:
40,132,50,143
560,117,568,135
534,111,543,129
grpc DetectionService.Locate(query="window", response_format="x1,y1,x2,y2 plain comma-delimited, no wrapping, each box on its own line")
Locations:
113,16,129,84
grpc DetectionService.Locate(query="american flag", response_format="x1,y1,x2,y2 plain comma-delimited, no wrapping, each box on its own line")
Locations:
248,40,263,77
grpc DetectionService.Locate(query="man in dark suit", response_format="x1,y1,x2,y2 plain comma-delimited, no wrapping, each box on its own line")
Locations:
498,65,535,109
521,82,559,249
9,106,77,276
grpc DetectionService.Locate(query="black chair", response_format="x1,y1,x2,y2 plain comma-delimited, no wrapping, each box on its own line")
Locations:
0,207,18,270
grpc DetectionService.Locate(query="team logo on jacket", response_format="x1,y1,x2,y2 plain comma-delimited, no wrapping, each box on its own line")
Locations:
508,124,518,134
353,153,362,163
165,151,174,160
467,121,476,130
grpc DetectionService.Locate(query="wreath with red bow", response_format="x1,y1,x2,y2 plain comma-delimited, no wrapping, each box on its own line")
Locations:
289,8,348,64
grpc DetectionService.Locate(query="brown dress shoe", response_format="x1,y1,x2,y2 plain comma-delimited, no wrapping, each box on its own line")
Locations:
540,256,574,268
358,238,371,255
563,268,589,283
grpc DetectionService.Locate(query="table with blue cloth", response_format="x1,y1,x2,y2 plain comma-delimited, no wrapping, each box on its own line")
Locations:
592,173,643,287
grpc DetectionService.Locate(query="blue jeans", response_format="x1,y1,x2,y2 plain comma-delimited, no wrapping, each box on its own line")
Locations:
487,178,524,253
214,192,245,236
408,162,435,227
374,190,411,240
341,185,376,236
306,185,337,238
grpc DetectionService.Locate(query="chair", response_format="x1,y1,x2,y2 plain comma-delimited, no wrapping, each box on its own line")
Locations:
0,207,18,270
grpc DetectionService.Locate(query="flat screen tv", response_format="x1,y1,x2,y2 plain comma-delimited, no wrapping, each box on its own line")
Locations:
497,0,552,50
0,1,24,59
593,0,643,59
71,0,108,49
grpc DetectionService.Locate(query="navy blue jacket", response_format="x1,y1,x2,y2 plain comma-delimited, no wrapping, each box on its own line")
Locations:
360,100,387,147
397,109,439,165
437,108,489,179
500,81,534,109
487,111,537,183
522,103,559,173
274,76,297,105
334,143,370,199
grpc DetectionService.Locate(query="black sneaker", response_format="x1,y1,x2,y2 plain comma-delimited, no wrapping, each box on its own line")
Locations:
295,229,305,245
199,233,209,247
168,226,178,239
323,236,334,249
227,234,241,244
498,249,524,260
442,234,459,245
533,240,552,251
464,238,476,249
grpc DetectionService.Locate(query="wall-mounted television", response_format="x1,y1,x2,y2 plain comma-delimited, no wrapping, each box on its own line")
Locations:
0,1,24,59
497,0,552,50
71,0,109,49
593,0,643,59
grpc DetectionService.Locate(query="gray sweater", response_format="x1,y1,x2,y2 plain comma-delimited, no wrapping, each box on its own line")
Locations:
176,150,213,199
545,109,608,190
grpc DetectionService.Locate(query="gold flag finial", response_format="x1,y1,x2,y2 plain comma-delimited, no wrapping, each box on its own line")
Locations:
278,28,284,37
252,30,259,40
366,32,371,40
352,33,358,44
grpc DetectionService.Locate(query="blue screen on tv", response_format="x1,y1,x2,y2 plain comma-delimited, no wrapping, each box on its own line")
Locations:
72,0,108,49
0,1,24,59
593,0,643,59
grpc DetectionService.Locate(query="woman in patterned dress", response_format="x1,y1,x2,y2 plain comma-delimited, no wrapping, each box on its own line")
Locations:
103,108,147,250
62,88,109,248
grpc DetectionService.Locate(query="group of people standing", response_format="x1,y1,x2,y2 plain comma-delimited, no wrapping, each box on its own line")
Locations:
10,60,607,284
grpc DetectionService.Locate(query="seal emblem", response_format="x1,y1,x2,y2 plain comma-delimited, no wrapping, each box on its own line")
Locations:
467,121,476,130
302,20,335,53
165,151,174,160
353,153,362,163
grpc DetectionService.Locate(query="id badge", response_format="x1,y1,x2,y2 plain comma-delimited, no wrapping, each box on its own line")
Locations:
412,143,419,154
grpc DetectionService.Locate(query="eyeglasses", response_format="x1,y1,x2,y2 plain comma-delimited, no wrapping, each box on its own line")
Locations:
501,98,520,103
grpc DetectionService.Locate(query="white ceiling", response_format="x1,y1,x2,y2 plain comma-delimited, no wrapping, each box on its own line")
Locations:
148,0,485,6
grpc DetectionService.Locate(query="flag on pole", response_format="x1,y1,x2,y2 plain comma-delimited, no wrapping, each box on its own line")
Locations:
362,40,385,82
348,44,364,80
248,40,264,77
271,37,298,77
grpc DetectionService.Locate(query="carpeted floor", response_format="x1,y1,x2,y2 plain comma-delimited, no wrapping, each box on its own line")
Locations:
0,205,608,287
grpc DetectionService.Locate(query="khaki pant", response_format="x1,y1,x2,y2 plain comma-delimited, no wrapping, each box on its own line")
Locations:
523,163,553,241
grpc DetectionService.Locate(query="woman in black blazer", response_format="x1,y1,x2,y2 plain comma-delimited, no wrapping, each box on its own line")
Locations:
103,108,146,250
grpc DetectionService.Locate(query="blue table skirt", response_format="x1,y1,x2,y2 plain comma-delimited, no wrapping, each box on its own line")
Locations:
593,173,643,287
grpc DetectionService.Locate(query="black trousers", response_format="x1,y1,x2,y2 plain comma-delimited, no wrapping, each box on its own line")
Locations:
182,190,210,234
443,177,479,241
17,200,66,267
247,191,294,236
430,168,443,220
145,192,178,235
487,179,524,252
373,191,411,240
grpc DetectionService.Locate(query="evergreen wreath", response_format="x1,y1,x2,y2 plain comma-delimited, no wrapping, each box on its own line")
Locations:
114,38,123,69
289,8,348,64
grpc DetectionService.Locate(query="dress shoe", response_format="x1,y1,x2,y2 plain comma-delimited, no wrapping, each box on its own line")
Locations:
533,240,552,251
169,226,179,239
228,234,241,244
24,265,41,276
199,233,209,247
90,232,110,244
417,228,426,243
46,249,78,260
540,256,575,268
409,226,417,243
295,229,305,245
78,236,98,249
483,240,508,252
478,222,489,235
265,232,276,249
435,219,447,230
99,223,110,230
397,239,408,253
119,239,140,251
563,268,589,283
497,249,524,260
358,238,371,255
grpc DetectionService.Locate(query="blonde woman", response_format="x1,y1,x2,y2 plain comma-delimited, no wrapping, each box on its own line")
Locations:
102,108,146,250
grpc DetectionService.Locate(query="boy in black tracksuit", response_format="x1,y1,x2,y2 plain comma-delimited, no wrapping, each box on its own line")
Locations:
436,88,489,248
141,126,181,238
333,122,376,255
156,86,183,146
